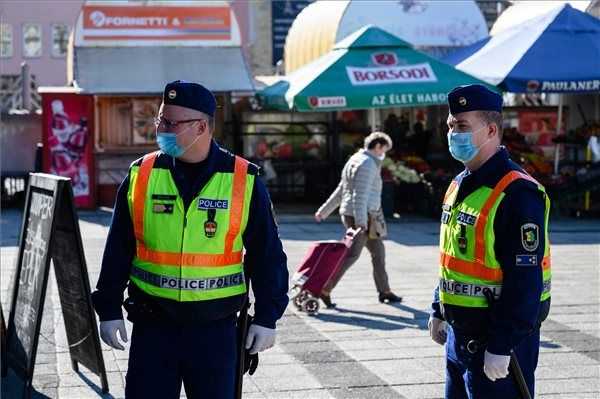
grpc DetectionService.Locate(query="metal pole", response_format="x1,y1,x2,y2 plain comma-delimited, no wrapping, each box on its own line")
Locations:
21,62,31,111
553,95,563,175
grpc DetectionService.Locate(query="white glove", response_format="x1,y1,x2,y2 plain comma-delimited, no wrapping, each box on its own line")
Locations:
245,324,276,355
99,320,128,351
428,316,447,346
483,350,510,381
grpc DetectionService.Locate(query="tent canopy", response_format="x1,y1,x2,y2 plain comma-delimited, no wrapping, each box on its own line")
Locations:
259,25,495,112
443,4,600,93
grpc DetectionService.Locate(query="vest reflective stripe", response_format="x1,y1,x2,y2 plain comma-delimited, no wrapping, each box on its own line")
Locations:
225,156,247,255
133,151,159,242
136,242,243,267
441,253,502,282
441,253,552,282
474,171,539,264
132,265,245,291
444,180,459,203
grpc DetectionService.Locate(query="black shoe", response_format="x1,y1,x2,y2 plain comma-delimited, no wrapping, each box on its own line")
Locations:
379,292,402,304
320,294,337,308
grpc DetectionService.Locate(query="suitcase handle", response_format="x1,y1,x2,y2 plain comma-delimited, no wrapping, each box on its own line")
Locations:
343,228,362,247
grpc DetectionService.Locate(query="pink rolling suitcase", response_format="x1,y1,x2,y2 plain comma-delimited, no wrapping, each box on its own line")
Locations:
291,228,360,315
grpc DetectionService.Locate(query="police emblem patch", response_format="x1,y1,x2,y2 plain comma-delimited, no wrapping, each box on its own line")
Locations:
204,220,217,238
168,89,177,99
204,209,218,238
521,223,539,252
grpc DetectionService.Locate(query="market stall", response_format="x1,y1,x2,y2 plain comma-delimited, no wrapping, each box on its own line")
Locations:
444,3,600,215
259,25,491,213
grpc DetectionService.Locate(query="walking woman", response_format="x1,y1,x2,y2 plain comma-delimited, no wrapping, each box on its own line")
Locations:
315,132,402,308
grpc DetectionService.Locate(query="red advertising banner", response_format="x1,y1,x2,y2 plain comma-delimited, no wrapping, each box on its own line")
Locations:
42,93,95,208
81,5,231,41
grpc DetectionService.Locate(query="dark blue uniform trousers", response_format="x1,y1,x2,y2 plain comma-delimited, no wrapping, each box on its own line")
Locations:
445,326,540,399
125,316,237,399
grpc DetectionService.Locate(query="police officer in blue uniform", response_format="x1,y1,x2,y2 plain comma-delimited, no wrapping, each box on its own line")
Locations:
428,85,551,398
92,81,289,399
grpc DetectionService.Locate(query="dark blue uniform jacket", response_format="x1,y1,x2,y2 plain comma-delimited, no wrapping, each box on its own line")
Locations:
432,147,551,355
92,141,289,329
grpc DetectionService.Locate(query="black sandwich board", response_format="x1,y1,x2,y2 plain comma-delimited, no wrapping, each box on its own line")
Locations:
4,174,108,397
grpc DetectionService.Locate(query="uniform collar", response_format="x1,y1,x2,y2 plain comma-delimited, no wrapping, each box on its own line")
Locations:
462,146,511,188
172,139,219,173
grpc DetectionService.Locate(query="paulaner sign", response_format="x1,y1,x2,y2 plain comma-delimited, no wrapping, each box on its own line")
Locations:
538,80,600,92
347,63,437,86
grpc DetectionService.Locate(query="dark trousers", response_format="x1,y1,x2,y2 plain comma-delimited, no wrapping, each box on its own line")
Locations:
322,215,391,294
125,316,237,399
445,325,539,399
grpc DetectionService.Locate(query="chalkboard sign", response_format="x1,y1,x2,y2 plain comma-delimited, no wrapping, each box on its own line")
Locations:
5,174,108,397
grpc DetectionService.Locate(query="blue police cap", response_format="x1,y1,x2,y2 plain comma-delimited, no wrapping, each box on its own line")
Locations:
447,84,502,115
163,80,216,117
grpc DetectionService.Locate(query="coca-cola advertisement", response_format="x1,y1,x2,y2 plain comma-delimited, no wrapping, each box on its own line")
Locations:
42,93,95,208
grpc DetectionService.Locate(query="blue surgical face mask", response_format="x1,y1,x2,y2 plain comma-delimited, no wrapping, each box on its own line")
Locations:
447,127,489,163
156,132,185,158
156,127,200,158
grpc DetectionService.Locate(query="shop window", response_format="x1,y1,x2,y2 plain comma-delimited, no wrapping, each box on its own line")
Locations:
240,112,332,201
0,23,13,58
241,112,329,162
23,23,42,57
97,97,161,149
132,98,160,145
51,24,69,57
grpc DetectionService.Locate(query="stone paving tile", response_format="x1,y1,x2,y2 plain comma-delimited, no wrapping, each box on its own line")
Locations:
392,383,446,399
264,389,333,399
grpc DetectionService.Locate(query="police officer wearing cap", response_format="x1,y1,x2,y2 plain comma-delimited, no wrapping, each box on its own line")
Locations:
428,84,551,398
92,81,289,398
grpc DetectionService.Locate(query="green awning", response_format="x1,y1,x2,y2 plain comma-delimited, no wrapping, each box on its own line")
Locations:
259,25,497,112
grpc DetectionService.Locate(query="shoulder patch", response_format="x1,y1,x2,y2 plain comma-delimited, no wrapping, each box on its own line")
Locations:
516,254,538,267
521,223,539,252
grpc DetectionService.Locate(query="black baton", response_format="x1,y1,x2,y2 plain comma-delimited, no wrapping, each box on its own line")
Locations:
235,297,250,399
482,288,532,399
234,296,259,399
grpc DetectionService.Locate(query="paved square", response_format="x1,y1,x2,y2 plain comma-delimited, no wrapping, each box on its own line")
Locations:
1,209,599,398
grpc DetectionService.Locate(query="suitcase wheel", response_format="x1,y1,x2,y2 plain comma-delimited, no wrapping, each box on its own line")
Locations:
293,291,308,310
302,298,320,315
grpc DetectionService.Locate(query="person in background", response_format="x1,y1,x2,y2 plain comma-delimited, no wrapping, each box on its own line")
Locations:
314,132,402,308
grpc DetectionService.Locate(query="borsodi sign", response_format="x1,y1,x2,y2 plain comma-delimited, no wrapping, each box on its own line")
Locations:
347,63,438,86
